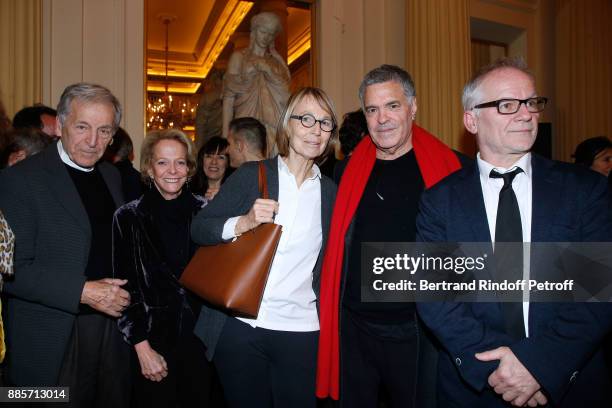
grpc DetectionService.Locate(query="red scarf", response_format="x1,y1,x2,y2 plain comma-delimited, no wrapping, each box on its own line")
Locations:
315,124,462,399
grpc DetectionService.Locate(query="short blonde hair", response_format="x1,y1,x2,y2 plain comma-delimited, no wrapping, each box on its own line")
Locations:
276,87,339,163
140,129,197,180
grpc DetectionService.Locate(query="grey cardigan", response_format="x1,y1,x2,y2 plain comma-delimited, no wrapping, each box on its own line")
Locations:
191,157,336,360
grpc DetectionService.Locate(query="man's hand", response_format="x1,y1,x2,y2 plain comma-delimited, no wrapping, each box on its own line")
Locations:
475,346,547,406
81,278,130,317
134,340,168,382
526,391,548,407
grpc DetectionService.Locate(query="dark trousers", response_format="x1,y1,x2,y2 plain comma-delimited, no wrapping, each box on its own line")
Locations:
214,317,318,408
131,333,217,408
340,310,418,408
57,313,131,408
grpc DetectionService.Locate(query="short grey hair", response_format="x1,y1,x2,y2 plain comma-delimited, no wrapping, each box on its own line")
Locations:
56,83,122,129
462,56,534,111
358,64,416,110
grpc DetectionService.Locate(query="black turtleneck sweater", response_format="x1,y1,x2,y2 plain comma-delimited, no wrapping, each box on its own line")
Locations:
144,186,196,276
66,165,117,315
66,165,116,282
144,186,202,330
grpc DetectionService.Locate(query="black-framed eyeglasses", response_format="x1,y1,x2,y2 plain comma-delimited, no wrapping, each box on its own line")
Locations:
290,114,335,132
472,97,548,115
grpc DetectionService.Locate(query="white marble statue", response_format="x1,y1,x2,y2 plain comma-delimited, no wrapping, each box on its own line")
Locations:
222,12,290,157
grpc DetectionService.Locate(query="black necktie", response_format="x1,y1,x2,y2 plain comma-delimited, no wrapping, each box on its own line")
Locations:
491,168,523,243
490,167,525,338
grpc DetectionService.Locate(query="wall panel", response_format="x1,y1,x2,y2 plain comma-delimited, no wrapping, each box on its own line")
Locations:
0,0,42,117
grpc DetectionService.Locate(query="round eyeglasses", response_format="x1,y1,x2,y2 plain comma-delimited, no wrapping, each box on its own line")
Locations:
290,114,335,132
472,97,548,115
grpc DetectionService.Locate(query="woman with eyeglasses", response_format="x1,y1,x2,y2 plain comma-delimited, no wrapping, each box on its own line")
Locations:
191,87,339,407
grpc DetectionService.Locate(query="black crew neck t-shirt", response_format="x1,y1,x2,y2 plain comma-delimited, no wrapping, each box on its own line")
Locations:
343,150,424,323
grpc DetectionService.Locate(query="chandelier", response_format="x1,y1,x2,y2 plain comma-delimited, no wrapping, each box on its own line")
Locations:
147,14,197,132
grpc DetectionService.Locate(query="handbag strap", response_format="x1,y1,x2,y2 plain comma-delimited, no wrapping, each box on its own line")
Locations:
258,161,269,199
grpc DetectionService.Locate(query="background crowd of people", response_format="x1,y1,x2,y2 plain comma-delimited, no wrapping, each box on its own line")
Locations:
0,56,611,408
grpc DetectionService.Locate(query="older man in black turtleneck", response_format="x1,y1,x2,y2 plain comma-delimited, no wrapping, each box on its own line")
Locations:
0,83,131,407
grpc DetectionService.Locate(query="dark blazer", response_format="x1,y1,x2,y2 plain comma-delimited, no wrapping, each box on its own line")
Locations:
416,154,612,407
112,191,207,350
114,159,144,203
0,143,123,385
191,157,337,360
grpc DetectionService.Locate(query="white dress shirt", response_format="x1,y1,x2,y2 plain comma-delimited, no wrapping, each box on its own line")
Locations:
222,157,322,332
57,141,94,172
477,152,532,336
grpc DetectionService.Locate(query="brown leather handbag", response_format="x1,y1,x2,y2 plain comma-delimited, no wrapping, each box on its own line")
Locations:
180,162,282,318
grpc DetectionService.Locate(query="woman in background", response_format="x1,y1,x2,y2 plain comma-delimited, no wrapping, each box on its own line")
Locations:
573,136,612,178
191,136,230,200
113,129,212,407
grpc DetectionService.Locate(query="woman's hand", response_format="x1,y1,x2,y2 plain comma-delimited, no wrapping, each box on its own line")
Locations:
205,186,220,200
235,198,279,236
134,340,168,382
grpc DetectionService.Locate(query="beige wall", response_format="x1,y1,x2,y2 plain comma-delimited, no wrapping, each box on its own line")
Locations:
317,0,406,118
41,0,145,165
468,0,611,161
555,0,612,161
316,0,559,155
318,0,611,161
469,0,556,125
406,0,471,152
0,0,42,117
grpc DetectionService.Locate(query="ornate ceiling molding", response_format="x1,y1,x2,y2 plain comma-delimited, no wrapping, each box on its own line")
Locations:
478,0,538,13
288,26,310,65
146,0,252,88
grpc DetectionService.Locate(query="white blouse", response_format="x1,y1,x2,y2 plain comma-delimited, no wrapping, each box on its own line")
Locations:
222,157,322,332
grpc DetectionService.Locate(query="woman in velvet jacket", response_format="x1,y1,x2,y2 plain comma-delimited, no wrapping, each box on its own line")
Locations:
112,129,210,408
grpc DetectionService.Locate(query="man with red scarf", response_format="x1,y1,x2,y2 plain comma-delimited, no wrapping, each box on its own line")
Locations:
316,64,466,407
